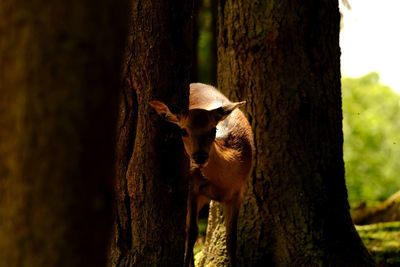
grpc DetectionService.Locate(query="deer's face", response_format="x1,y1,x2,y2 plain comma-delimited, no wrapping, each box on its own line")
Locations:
178,109,218,167
149,100,245,168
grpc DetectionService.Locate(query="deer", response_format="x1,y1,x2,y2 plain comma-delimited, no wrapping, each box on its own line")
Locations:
149,83,254,267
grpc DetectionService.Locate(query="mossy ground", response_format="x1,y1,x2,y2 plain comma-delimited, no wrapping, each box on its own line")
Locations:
356,222,400,266
195,217,400,266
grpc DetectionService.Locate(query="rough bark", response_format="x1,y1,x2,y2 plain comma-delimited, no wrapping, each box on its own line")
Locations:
198,1,375,266
0,1,128,267
109,1,194,267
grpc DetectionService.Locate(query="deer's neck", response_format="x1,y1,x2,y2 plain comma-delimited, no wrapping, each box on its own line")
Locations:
200,141,242,188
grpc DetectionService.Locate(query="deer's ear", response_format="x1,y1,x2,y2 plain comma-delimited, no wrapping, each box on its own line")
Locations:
212,101,246,121
149,100,180,125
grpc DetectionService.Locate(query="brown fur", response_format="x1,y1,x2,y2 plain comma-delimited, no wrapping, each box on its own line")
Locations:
149,83,254,267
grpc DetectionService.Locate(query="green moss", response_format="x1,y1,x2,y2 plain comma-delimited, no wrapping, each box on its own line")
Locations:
357,222,400,266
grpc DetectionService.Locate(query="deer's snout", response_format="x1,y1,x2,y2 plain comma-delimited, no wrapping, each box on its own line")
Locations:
192,152,209,166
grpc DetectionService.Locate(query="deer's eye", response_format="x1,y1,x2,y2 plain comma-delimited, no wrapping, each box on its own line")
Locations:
180,128,188,137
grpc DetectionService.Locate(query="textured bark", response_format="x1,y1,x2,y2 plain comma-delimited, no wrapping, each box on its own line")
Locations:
109,1,193,267
0,1,128,267
198,1,376,266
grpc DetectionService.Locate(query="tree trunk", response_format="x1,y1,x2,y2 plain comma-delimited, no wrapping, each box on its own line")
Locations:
109,1,194,267
0,1,128,267
198,1,376,266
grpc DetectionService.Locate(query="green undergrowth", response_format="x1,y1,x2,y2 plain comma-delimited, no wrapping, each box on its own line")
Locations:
357,221,400,266
194,219,400,266
194,218,208,255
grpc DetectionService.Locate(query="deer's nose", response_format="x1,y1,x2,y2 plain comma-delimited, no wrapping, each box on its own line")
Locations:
192,152,209,165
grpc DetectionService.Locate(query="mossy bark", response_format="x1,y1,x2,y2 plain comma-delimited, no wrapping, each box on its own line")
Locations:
109,1,194,267
198,1,376,266
0,1,128,266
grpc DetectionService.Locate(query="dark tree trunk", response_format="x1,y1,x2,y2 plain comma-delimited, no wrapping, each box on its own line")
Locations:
109,1,194,267
0,1,128,267
198,1,376,266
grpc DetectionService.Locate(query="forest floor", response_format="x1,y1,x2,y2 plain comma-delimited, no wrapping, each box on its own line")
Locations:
357,221,400,267
194,220,400,266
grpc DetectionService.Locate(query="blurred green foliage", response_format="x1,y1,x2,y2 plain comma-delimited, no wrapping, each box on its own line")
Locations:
196,0,215,84
342,73,400,204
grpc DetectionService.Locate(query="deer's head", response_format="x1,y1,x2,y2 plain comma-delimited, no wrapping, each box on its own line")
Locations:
149,100,245,167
